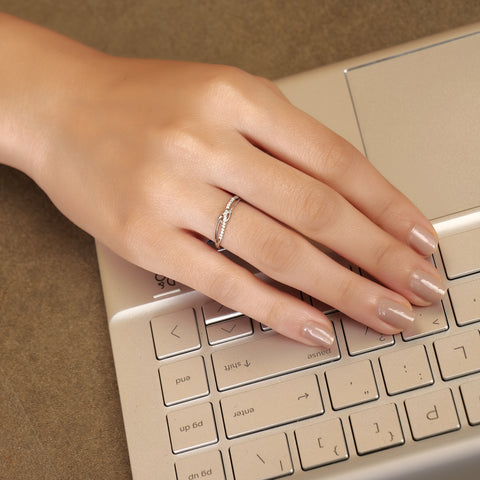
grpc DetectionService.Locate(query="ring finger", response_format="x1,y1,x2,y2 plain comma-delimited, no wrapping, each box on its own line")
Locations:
200,139,445,307
177,185,418,338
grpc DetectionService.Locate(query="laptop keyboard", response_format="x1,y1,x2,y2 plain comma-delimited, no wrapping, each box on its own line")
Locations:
146,250,480,480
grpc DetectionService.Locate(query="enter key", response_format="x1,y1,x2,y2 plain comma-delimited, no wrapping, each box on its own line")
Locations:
220,374,324,438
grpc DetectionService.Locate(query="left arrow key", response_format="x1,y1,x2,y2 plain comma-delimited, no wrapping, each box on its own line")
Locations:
171,325,180,338
151,308,201,360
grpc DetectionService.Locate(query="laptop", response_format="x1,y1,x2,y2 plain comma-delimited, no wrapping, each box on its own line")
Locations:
96,23,480,480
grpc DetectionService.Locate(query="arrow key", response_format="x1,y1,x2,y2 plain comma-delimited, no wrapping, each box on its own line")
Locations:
207,316,253,345
202,301,241,325
151,308,200,360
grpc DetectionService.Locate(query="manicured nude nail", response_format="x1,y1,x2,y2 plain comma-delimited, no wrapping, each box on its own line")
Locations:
408,225,438,256
409,270,446,303
301,321,335,348
377,298,415,330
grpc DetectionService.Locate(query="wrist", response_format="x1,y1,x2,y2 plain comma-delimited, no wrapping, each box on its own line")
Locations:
0,14,107,182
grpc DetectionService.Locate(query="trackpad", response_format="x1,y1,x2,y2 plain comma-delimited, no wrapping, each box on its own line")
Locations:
345,33,480,221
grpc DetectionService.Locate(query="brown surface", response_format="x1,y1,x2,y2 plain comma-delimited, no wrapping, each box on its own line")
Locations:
2,1,480,479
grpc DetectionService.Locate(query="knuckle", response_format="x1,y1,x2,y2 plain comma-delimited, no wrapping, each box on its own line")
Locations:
200,66,252,103
262,297,291,331
157,123,212,160
254,228,301,275
375,196,407,229
336,275,357,306
372,240,400,271
320,136,353,177
294,184,338,236
205,266,241,304
252,75,284,96
199,67,280,115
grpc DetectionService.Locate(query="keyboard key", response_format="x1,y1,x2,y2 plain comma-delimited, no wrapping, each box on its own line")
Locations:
175,450,225,480
151,309,200,360
434,329,480,380
449,278,480,326
325,360,378,410
295,418,348,469
206,316,253,345
460,378,480,425
402,302,448,341
159,356,209,406
220,375,323,438
229,433,293,480
350,403,404,455
202,301,241,325
439,226,480,279
211,333,339,391
340,313,394,355
405,389,460,440
379,345,434,395
167,403,218,454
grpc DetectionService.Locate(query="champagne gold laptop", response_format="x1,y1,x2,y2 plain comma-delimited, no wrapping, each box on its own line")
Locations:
96,23,480,480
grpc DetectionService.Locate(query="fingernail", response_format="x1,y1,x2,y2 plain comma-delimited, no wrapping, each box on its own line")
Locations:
301,321,335,348
408,225,438,256
409,269,446,303
377,298,415,330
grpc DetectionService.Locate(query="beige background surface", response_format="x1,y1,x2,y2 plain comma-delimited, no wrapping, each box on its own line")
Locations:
2,1,480,479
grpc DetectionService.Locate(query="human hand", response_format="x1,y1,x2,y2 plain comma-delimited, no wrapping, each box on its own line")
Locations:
2,15,445,347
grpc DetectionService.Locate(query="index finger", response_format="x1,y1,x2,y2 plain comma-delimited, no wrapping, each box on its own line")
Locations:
235,83,438,257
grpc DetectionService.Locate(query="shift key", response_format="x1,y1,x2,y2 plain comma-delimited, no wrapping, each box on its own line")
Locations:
212,333,339,391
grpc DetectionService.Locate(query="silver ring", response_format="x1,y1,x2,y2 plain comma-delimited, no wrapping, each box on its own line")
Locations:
214,195,241,249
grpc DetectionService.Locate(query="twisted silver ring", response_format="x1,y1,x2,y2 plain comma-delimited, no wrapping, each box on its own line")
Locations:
214,195,241,249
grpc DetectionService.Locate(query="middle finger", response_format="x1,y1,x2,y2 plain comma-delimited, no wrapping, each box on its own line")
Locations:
204,139,445,306
180,184,416,335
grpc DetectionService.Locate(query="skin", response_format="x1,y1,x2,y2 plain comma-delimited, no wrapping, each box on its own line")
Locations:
0,13,444,346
